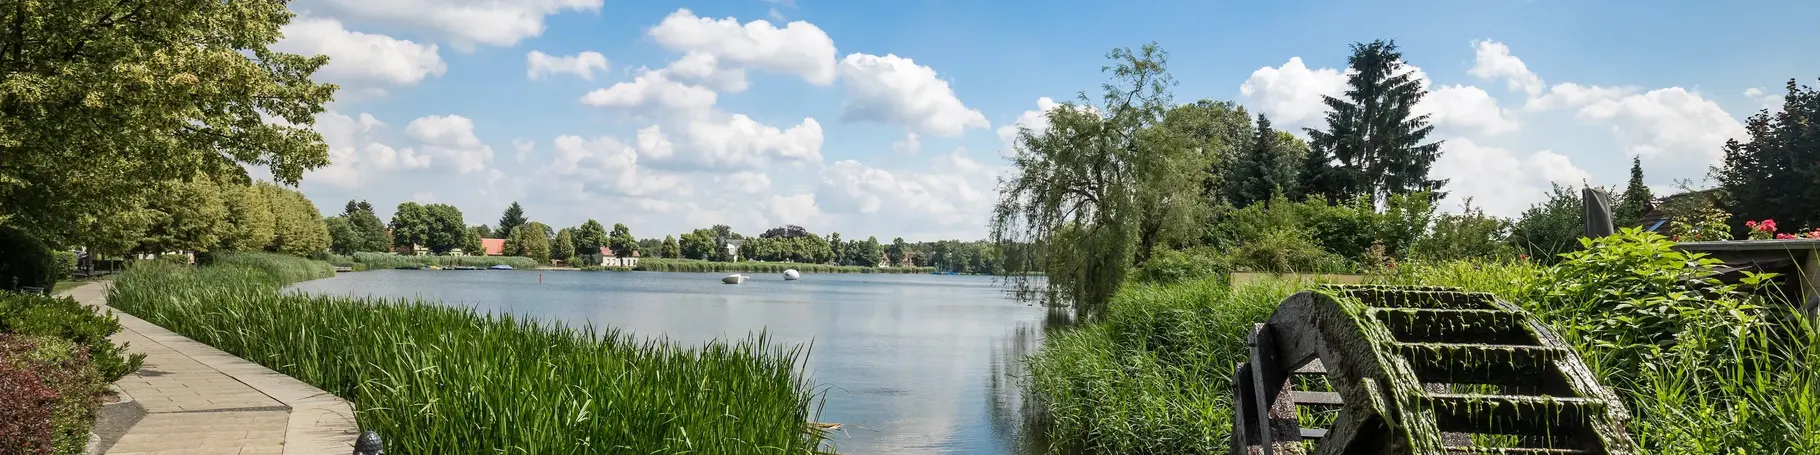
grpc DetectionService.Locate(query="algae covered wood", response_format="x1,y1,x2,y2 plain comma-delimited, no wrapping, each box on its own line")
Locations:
1230,285,1637,455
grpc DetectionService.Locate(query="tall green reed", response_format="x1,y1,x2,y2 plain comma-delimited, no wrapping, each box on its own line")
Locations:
109,255,830,454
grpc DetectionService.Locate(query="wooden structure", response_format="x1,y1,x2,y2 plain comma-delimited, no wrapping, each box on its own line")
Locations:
1231,285,1636,455
1673,239,1820,319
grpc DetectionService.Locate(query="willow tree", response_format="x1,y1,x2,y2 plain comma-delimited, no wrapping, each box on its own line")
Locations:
0,1,335,244
991,43,1203,321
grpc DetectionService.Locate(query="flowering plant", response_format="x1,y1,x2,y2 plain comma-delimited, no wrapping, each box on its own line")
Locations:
1745,220,1777,240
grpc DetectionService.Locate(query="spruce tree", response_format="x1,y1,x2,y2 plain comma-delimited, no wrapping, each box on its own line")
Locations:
1305,39,1445,204
496,202,527,238
1228,114,1295,207
1616,157,1653,226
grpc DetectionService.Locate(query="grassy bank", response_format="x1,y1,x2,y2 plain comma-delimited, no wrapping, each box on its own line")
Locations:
109,252,830,454
634,258,936,274
1026,231,1820,454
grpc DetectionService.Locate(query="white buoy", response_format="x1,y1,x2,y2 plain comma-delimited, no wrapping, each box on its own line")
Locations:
783,269,801,281
722,274,748,284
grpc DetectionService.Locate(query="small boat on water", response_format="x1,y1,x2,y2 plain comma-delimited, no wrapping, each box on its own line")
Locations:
783,269,800,281
427,265,443,270
488,265,514,270
451,266,480,271
722,274,748,284
395,265,422,270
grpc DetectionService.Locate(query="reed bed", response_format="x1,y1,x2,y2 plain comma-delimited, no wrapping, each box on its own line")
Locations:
634,258,934,274
108,255,830,454
349,252,543,270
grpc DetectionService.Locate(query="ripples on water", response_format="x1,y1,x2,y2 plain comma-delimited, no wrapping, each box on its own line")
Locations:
290,270,1061,455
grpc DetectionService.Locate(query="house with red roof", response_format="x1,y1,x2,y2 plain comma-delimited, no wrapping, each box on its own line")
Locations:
596,247,640,268
480,238,506,256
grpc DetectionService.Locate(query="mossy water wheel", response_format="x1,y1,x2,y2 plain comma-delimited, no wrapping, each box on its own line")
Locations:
1230,285,1636,455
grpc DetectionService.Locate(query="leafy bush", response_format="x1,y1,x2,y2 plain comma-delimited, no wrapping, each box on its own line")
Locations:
0,225,58,290
1411,202,1516,261
1134,248,1229,284
1532,228,1768,382
0,335,106,455
1509,183,1587,264
1227,230,1350,274
51,252,77,277
0,292,146,382
0,353,55,453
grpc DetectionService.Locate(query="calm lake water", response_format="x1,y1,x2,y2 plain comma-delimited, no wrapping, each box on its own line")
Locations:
289,269,1056,454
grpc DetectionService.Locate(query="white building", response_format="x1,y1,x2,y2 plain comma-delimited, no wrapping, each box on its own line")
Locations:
597,247,640,268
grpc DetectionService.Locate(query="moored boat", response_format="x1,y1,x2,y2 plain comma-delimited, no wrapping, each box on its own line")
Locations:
783,269,800,281
722,274,748,284
488,264,514,270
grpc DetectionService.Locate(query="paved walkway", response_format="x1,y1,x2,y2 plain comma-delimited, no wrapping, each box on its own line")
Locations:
62,282,359,455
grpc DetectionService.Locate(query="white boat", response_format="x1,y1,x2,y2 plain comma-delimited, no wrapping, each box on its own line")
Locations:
783,269,801,281
722,274,748,284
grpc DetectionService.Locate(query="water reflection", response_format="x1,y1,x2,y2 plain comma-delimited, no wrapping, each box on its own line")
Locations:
290,270,1062,455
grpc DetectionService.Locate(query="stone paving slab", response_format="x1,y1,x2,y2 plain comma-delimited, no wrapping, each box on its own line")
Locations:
62,282,359,455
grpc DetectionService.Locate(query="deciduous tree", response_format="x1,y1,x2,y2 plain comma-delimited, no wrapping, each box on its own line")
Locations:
1717,78,1820,229
552,228,576,264
0,1,336,245
609,223,638,259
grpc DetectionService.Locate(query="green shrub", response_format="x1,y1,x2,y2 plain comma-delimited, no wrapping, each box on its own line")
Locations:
1227,230,1351,274
51,252,77,277
1134,248,1228,284
0,225,58,290
153,254,190,267
0,292,146,383
0,335,106,455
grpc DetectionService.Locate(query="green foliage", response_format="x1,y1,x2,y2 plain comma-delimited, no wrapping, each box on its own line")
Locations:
993,43,1185,320
325,216,359,255
339,201,390,253
495,202,528,239
348,252,539,270
389,202,429,249
1669,204,1734,242
1026,277,1299,453
1228,230,1349,274
0,292,144,383
1304,39,1446,204
0,335,107,455
1533,228,1765,378
108,256,829,453
138,178,229,254
608,223,638,259
660,235,681,259
220,183,277,252
1616,157,1654,226
551,229,576,264
679,229,716,260
1717,78,1820,231
0,0,335,246
421,204,467,254
1224,115,1303,208
739,234,833,264
575,219,608,254
51,252,76,277
1133,248,1229,284
633,258,933,274
0,225,58,290
1411,201,1516,261
464,226,488,254
505,222,552,263
262,184,331,256
1509,183,1587,264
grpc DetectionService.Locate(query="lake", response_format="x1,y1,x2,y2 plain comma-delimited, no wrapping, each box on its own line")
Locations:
289,269,1057,454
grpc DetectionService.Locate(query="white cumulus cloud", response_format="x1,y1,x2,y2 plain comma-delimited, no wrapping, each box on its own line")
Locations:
647,8,838,84
274,17,446,88
527,50,610,81
838,53,989,137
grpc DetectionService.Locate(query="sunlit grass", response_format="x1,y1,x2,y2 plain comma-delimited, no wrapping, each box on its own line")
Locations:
108,253,831,454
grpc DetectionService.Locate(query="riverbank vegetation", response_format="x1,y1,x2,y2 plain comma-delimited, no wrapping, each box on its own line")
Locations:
107,253,831,453
1007,38,1820,453
633,258,934,274
1028,230,1820,454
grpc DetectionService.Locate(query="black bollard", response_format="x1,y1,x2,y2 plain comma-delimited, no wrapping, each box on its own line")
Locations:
353,431,383,455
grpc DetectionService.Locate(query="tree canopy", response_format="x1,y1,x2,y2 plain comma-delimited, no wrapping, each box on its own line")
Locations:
496,202,528,238
1718,78,1820,229
0,1,336,245
1303,39,1445,205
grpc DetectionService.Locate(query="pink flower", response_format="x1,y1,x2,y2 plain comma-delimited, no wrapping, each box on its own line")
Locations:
1777,233,1797,240
1747,220,1759,228
1762,220,1778,232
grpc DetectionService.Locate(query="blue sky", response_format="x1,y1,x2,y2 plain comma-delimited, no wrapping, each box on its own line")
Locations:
278,0,1820,241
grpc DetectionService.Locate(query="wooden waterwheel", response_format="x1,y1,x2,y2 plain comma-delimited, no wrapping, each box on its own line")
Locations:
1231,285,1637,455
